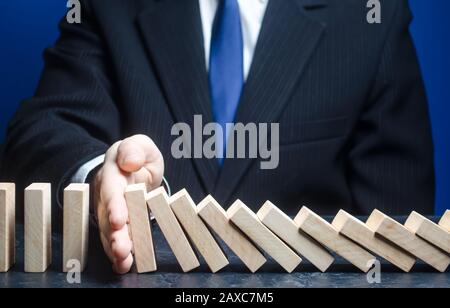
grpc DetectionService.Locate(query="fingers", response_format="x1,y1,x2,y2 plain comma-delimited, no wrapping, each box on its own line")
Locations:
113,254,134,275
107,191,129,231
99,226,114,261
110,225,133,274
117,135,158,173
98,212,133,274
110,225,133,261
99,166,129,231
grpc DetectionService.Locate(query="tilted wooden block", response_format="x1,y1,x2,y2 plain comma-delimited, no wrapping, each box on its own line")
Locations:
25,183,52,273
294,207,375,273
367,209,450,272
125,184,157,273
405,211,450,254
227,200,302,273
332,210,416,272
197,196,266,273
147,187,200,273
257,201,334,272
439,210,450,232
170,190,229,273
63,184,90,272
0,183,15,272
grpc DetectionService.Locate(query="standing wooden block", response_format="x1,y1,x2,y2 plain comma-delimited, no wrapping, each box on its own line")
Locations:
405,211,450,254
124,184,156,273
147,187,200,272
367,209,450,272
256,201,334,272
439,210,450,232
170,190,228,273
332,210,416,272
63,184,90,272
227,200,302,273
294,207,375,273
0,183,15,272
25,183,52,273
198,196,266,273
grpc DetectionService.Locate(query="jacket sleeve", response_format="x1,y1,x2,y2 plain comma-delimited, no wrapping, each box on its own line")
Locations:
3,1,120,220
348,0,435,215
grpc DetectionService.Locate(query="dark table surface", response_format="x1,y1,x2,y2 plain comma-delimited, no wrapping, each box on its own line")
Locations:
1,217,449,288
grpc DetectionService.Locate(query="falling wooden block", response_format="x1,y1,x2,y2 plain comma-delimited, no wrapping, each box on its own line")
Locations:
294,207,375,273
439,210,450,232
332,210,416,272
63,184,90,272
256,201,334,272
170,189,228,273
25,183,52,273
0,183,15,272
367,209,450,272
147,187,200,273
198,196,266,273
227,200,302,273
124,184,156,273
404,211,450,254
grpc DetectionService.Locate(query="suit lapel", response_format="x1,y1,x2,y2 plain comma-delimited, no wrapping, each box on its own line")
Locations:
214,0,328,205
137,0,220,192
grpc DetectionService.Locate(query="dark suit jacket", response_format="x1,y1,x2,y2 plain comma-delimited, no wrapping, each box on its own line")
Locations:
2,0,435,221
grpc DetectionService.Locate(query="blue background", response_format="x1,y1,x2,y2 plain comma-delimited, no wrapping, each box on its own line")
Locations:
0,1,449,214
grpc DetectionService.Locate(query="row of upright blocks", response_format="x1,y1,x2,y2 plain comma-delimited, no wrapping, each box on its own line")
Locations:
1,182,450,274
0,183,89,273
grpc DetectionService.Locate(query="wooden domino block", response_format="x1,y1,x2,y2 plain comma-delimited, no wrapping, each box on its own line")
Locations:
404,211,450,254
367,209,450,272
294,207,375,273
125,184,157,273
197,196,266,273
332,210,416,272
0,183,15,272
227,200,302,273
63,184,90,272
170,190,228,273
25,183,52,273
147,187,200,272
256,201,334,272
439,210,450,232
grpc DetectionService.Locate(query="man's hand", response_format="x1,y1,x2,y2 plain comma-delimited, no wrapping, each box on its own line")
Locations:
93,135,164,274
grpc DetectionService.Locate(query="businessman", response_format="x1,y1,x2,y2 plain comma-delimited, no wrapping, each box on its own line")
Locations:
2,0,435,273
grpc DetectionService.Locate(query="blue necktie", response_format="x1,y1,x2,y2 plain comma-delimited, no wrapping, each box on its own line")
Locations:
209,0,244,165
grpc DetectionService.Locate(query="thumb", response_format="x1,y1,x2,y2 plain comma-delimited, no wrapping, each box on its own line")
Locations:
117,135,153,173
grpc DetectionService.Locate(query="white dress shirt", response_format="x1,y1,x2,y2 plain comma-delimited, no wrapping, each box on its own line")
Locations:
72,0,269,184
199,0,268,80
